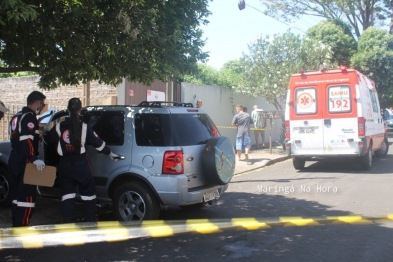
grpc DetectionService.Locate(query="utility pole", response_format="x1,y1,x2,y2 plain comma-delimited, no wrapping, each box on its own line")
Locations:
83,82,90,106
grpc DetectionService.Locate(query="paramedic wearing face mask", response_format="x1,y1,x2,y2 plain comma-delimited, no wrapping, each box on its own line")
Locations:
8,91,46,227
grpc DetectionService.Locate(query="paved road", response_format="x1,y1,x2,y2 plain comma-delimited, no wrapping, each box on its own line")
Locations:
3,138,393,261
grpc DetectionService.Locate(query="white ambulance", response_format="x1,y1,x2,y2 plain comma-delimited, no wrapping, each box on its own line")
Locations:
285,67,389,170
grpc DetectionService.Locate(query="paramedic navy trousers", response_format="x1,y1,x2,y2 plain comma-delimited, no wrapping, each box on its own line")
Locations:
59,154,97,223
8,151,36,227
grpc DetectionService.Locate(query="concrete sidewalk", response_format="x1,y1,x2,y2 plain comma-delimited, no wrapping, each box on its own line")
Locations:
234,146,290,175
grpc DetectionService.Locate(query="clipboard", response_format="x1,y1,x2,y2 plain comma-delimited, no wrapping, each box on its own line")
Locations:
24,163,57,187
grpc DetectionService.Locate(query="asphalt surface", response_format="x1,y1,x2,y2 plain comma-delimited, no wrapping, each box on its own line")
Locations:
2,138,393,261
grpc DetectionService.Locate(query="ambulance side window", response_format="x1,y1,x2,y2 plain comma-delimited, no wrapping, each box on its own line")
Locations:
369,91,379,113
328,85,351,113
295,87,317,114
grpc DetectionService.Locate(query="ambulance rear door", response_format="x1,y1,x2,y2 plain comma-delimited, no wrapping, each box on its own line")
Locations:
290,86,325,155
322,83,359,155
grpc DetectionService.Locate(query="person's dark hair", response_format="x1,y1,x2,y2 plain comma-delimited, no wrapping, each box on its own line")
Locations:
67,98,82,147
27,91,46,105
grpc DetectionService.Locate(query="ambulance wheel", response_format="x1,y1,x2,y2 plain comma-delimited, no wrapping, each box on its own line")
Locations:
360,147,372,170
113,183,160,222
0,166,12,207
375,137,389,157
293,157,305,170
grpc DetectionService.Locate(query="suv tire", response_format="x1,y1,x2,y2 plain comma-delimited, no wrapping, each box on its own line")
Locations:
202,137,236,185
113,183,160,222
375,137,389,157
0,166,12,207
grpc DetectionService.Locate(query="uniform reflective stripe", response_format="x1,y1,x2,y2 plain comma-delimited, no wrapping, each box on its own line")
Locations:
81,123,87,154
81,195,96,201
56,123,63,156
12,200,17,204
62,193,76,201
96,141,106,151
20,135,34,141
18,112,33,134
17,202,35,208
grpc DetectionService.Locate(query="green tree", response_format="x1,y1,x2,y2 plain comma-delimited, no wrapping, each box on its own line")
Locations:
0,0,37,25
0,0,210,89
183,61,242,89
351,27,393,107
237,31,334,142
261,0,390,38
306,19,357,66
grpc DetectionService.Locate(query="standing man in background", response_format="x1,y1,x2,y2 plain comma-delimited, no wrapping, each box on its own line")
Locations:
8,91,46,227
0,100,9,121
196,100,203,108
251,105,267,149
232,105,253,162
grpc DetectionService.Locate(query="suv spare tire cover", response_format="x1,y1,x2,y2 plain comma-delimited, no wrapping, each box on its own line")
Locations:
202,136,236,185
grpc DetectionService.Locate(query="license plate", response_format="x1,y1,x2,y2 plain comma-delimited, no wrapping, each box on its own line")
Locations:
203,190,220,202
299,128,314,134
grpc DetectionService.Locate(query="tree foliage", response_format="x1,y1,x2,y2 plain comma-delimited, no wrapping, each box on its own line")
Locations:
183,60,243,89
307,19,357,66
237,31,334,142
0,0,211,89
237,31,333,110
0,0,37,25
351,27,393,107
261,0,391,38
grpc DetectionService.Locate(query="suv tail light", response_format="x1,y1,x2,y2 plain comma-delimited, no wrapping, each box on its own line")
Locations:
285,121,290,139
162,151,184,175
358,117,365,136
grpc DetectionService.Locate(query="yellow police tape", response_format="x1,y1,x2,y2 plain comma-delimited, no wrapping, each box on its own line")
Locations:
216,126,267,131
1,215,393,249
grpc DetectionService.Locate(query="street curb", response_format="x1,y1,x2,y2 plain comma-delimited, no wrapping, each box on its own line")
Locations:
234,155,291,176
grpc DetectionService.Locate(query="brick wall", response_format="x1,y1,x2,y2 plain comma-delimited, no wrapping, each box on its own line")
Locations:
0,76,117,108
0,76,117,141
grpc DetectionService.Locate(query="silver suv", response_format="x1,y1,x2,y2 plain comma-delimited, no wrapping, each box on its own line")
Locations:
0,101,236,221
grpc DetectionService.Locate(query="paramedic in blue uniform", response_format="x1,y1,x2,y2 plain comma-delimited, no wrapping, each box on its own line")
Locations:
8,91,46,227
47,98,120,223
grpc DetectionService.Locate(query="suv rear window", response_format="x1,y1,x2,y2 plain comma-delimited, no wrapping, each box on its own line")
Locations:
135,113,219,147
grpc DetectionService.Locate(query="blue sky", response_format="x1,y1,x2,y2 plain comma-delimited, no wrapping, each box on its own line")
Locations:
200,0,324,69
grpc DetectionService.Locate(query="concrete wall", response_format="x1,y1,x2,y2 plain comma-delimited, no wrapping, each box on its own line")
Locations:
181,82,283,146
0,76,284,146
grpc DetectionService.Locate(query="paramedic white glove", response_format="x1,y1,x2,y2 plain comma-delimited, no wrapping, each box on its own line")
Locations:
109,152,121,161
33,159,45,171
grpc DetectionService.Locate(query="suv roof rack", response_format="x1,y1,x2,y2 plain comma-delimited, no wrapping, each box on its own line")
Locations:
137,101,194,108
